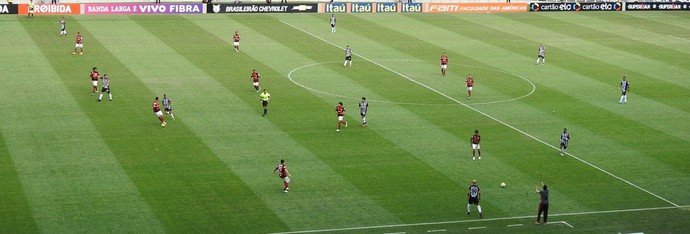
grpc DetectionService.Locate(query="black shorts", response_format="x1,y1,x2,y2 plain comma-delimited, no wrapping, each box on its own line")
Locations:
101,87,110,93
345,56,351,61
165,108,172,112
621,90,627,95
538,55,544,58
560,141,568,149
468,197,479,205
262,101,269,107
360,111,366,117
331,23,335,28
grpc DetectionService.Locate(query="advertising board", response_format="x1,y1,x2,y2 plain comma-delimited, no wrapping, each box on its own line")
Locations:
84,4,203,14
208,4,317,13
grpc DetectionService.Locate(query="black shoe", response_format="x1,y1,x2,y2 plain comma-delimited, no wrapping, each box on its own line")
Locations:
466,212,470,215
480,212,483,218
97,99,101,102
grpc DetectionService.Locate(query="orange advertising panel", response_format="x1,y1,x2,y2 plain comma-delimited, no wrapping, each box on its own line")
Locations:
19,4,81,15
427,3,527,13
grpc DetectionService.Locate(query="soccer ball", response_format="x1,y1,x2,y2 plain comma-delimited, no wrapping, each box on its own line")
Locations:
500,182,506,188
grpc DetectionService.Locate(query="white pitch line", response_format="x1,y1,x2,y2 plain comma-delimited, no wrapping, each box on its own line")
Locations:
467,226,486,230
427,229,446,232
268,205,689,234
287,61,535,106
279,19,679,208
507,224,523,227
546,221,574,228
668,34,690,43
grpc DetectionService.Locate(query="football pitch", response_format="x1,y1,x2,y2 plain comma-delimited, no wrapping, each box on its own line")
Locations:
1,11,690,233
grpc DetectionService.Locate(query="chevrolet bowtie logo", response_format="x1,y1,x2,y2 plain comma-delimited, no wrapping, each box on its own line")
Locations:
291,5,313,11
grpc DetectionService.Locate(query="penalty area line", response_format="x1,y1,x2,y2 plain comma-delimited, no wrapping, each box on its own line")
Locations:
279,19,679,208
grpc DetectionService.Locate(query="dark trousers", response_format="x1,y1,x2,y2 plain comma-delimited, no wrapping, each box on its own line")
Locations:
536,203,549,223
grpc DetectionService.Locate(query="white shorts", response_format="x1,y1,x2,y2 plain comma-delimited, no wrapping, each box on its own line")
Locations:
283,176,290,183
92,80,98,86
472,143,480,150
338,116,344,121
155,111,163,117
233,42,239,46
252,82,259,86
440,64,447,69
467,86,473,91
75,44,83,48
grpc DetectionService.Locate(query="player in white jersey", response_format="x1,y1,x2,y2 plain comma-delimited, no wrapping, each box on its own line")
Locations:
163,94,175,120
359,97,368,126
343,45,352,67
59,17,67,36
618,76,629,104
330,14,337,33
559,128,570,156
467,180,483,218
97,74,112,102
535,43,545,65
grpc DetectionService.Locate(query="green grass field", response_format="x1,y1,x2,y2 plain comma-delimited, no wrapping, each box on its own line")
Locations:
1,11,690,233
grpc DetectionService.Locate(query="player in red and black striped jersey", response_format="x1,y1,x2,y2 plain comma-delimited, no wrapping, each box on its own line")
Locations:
73,32,83,55
153,97,166,127
90,67,99,95
335,102,347,132
466,74,474,99
440,52,448,77
250,69,260,92
273,159,291,193
471,130,481,160
233,31,240,53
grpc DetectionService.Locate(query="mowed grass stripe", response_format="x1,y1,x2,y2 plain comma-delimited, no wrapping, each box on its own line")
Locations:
72,15,288,233
9,17,165,232
302,14,675,209
0,131,38,233
129,14,400,231
202,14,480,223
0,20,39,233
